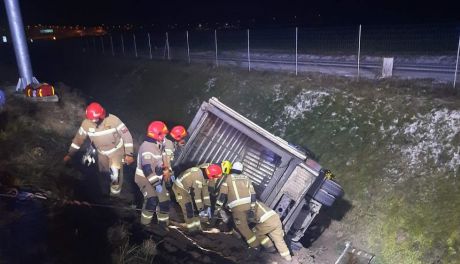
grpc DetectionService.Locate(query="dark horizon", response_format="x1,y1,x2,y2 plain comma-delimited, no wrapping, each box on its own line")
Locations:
1,0,459,30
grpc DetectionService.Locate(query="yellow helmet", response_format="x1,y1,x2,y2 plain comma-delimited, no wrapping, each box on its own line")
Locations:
221,160,232,175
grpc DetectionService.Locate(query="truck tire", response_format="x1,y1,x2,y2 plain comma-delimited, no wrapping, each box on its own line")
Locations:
313,189,335,207
321,179,344,198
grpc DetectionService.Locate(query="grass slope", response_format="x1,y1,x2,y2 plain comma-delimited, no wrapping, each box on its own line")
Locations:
73,57,459,264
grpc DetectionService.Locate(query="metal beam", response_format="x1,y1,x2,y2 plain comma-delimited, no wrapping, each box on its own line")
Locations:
3,0,38,90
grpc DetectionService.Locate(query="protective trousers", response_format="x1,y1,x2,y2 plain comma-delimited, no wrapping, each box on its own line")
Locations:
172,184,201,232
232,204,260,248
254,215,290,259
97,147,124,196
156,181,171,227
135,174,170,226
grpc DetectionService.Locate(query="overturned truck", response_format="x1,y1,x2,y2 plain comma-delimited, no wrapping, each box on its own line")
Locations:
174,97,344,242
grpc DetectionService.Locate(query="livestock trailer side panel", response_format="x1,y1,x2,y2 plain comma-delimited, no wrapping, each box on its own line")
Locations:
174,97,343,241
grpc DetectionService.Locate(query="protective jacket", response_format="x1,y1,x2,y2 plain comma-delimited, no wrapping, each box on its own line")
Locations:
174,165,211,211
135,137,173,226
68,114,133,196
215,172,259,248
172,164,212,232
68,114,133,157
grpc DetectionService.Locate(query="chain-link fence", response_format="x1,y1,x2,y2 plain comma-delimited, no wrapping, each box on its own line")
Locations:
1,24,460,86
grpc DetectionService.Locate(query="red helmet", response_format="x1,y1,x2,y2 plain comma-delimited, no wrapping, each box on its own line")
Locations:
86,102,106,122
205,164,223,179
170,125,187,141
147,121,169,141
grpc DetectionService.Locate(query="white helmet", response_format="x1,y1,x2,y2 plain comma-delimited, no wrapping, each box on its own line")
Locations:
232,161,243,171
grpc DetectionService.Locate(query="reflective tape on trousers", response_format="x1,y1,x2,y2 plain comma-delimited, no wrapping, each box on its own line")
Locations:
261,237,271,245
247,236,257,244
157,216,169,221
259,210,277,223
142,212,154,219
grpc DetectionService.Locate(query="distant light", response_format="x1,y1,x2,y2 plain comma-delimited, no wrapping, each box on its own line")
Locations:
40,29,54,34
53,36,56,40
30,39,33,43
2,36,7,43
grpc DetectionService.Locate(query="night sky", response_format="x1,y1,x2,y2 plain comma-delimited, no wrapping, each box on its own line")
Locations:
1,0,459,28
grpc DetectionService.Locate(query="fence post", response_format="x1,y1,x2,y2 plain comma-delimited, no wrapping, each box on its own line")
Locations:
110,35,114,56
147,33,152,59
85,38,90,53
295,27,298,75
121,34,125,56
100,36,105,54
92,37,96,54
166,32,170,60
81,37,85,53
357,24,362,80
133,33,138,58
186,30,191,64
214,29,218,67
247,29,251,71
454,35,460,89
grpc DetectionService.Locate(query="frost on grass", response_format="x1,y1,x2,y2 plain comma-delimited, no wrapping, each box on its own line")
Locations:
272,84,286,102
186,97,201,115
274,90,330,135
205,77,217,93
398,108,460,177
283,90,330,119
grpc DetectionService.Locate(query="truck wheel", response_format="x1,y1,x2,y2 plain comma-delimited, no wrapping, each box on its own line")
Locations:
321,179,344,197
314,189,335,207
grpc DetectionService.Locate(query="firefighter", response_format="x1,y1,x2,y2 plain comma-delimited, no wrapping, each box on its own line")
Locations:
64,102,134,196
169,125,187,148
172,163,222,233
214,161,260,249
252,200,292,261
163,125,186,187
135,121,172,229
207,160,232,211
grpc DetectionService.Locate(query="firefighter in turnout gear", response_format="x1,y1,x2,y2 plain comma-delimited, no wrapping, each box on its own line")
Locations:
207,160,232,211
172,163,222,233
64,102,134,196
169,125,187,147
135,121,173,229
167,125,187,173
252,200,292,261
214,161,260,248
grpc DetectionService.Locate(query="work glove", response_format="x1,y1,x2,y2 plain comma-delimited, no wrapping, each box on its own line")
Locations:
219,209,230,223
247,209,256,223
199,207,212,219
155,184,163,193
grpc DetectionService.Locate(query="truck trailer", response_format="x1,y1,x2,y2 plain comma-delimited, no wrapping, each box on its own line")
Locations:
174,97,344,242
